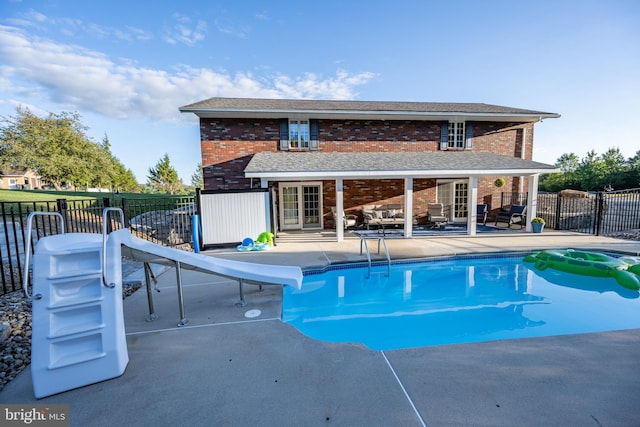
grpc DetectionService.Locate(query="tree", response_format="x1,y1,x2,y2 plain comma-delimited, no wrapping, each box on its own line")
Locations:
555,153,580,189
625,150,640,189
100,134,139,191
575,150,607,191
190,162,203,190
0,107,139,191
600,147,625,190
538,173,566,192
0,107,97,189
147,153,183,194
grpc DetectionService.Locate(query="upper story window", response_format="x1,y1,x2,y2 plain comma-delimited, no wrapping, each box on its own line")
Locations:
440,121,473,150
448,122,465,149
289,120,309,148
280,119,319,151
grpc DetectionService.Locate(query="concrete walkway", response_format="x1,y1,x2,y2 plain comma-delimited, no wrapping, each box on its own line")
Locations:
2,231,640,426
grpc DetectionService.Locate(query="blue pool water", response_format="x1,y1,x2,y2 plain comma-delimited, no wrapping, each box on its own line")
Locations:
282,255,640,350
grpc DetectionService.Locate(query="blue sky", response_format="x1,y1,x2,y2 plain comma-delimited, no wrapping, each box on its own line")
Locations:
1,0,639,184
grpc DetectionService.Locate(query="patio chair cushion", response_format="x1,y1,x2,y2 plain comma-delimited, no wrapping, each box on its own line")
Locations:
427,203,448,226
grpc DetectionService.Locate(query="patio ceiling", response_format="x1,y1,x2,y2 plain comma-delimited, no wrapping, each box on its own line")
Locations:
244,151,559,181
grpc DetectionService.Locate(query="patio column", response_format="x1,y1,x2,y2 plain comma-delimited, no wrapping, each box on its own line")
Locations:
525,174,539,232
404,177,413,238
466,176,478,236
336,178,344,242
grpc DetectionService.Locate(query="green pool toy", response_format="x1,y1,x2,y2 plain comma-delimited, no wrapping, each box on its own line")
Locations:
256,231,274,246
524,249,640,290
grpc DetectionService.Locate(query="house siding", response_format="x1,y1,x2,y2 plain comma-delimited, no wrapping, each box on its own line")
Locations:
199,118,534,225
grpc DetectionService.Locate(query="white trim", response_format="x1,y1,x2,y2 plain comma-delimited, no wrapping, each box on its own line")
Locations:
182,109,559,123
526,175,539,232
288,118,310,149
246,169,555,180
467,177,478,236
336,179,344,242
404,178,413,238
277,181,324,231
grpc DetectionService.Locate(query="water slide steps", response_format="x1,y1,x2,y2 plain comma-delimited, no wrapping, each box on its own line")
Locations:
30,230,302,398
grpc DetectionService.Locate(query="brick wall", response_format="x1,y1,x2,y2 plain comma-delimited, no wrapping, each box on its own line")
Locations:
200,118,535,226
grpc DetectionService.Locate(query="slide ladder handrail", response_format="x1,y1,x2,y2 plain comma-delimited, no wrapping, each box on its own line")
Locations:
102,207,126,288
22,211,65,299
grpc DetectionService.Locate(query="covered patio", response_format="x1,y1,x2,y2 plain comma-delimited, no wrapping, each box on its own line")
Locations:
245,151,558,241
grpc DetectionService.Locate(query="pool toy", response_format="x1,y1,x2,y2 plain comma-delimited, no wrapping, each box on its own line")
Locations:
256,231,274,246
523,249,640,290
236,234,273,252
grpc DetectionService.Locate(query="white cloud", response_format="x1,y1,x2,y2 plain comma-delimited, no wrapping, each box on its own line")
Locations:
163,13,207,46
7,10,152,42
213,19,250,39
0,25,377,122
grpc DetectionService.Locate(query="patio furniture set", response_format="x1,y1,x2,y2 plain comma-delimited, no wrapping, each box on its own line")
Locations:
333,203,528,231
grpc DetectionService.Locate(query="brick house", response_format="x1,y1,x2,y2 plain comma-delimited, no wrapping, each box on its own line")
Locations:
180,98,559,240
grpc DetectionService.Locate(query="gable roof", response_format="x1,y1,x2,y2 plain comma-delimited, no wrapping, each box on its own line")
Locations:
244,152,558,180
179,97,560,122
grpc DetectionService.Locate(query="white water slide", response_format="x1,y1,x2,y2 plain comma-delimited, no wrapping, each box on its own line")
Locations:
25,209,302,398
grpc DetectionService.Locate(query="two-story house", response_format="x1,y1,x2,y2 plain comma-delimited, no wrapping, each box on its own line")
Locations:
180,98,559,240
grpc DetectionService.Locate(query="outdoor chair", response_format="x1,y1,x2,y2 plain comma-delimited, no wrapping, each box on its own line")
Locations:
477,204,488,225
427,203,448,228
331,207,358,229
494,205,526,229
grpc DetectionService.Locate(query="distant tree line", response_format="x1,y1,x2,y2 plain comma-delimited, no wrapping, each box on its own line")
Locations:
0,107,138,191
539,148,640,192
0,107,205,194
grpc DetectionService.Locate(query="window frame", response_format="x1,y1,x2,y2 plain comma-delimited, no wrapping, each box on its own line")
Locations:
288,119,310,149
448,121,466,149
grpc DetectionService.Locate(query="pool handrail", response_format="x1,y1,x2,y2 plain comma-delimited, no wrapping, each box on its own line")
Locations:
102,207,126,289
23,211,65,300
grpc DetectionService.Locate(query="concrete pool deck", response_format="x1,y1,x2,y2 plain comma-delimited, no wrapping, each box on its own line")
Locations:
1,231,640,426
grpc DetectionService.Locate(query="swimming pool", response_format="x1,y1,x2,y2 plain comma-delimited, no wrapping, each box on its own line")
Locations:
282,254,640,350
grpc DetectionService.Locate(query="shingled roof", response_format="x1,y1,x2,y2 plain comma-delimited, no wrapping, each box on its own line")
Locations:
244,152,558,179
180,97,560,122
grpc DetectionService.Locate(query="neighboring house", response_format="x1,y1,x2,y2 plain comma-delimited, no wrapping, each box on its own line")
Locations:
0,169,43,190
179,98,560,240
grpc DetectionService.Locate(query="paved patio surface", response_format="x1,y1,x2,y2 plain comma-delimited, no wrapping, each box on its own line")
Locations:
1,231,640,426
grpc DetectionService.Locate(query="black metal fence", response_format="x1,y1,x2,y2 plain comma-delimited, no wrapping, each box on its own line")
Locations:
502,188,640,235
1,195,195,295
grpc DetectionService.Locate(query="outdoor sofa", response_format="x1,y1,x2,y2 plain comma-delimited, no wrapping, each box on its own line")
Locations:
362,204,404,229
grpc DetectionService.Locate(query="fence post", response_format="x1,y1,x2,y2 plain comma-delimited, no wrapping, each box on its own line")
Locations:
103,197,113,233
594,192,604,236
120,198,127,227
554,193,562,230
56,199,68,233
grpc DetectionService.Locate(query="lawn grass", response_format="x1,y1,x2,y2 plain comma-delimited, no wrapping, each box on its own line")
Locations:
0,189,188,203
0,189,99,203
0,189,195,219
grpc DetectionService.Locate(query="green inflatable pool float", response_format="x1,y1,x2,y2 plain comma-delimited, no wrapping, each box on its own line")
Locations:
523,249,640,291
